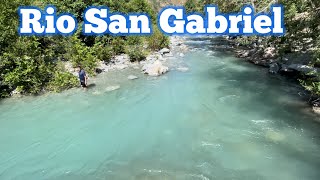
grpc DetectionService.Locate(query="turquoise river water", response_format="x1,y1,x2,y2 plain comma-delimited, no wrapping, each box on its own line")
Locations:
0,37,320,180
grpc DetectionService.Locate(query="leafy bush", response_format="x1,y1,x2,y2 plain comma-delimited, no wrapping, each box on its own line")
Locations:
111,37,126,55
64,35,98,75
1,37,55,94
313,37,320,67
93,43,113,64
126,36,143,46
127,46,147,62
47,71,78,92
147,26,169,51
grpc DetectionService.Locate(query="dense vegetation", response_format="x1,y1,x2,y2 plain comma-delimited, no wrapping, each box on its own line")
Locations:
0,0,169,97
185,0,320,101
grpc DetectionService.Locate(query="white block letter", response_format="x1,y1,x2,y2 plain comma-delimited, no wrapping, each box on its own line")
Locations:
84,8,108,34
20,8,44,34
159,8,185,34
129,15,151,33
229,15,242,33
186,15,205,34
272,7,284,34
109,15,128,34
206,7,228,34
254,15,272,34
45,7,55,33
243,7,253,33
56,15,76,34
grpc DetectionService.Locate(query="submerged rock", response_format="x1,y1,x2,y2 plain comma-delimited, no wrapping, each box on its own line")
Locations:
265,130,285,142
269,63,280,74
105,85,120,92
176,67,189,72
142,60,169,76
92,91,102,95
128,75,138,80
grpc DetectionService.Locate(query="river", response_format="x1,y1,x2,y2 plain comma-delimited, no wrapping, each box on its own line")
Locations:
0,37,320,180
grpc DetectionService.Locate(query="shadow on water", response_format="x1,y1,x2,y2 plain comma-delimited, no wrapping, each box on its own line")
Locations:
87,83,96,89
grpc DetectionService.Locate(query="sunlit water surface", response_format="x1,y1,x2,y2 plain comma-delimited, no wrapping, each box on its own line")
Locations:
1,37,320,180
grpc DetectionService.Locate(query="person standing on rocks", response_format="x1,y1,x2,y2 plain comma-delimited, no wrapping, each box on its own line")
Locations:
77,65,88,88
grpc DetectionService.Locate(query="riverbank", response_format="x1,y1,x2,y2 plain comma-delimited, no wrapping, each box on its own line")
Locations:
68,37,187,75
221,37,320,115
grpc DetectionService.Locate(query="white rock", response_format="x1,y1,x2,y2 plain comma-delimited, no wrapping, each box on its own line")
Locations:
142,60,169,76
113,54,130,64
128,75,138,80
263,47,277,59
10,89,22,97
105,85,120,92
164,53,174,57
179,53,185,57
312,107,320,115
114,64,128,70
159,48,170,55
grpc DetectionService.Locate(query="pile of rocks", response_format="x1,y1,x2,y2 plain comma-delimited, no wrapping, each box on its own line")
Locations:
65,36,187,77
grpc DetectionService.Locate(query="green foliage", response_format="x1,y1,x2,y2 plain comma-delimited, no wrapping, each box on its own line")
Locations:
313,37,320,67
111,37,126,55
185,0,198,13
47,71,78,92
93,43,113,63
126,36,143,46
126,46,147,62
1,37,54,94
0,0,168,98
300,79,320,96
127,0,156,22
147,26,170,51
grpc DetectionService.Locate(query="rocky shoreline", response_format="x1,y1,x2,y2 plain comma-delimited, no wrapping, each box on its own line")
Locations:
229,38,320,115
65,36,188,79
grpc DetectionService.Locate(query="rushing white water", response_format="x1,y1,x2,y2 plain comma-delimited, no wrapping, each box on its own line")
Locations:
0,37,320,180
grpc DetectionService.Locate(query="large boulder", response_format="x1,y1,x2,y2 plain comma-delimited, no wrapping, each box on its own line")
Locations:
105,85,120,92
280,64,317,75
142,60,169,76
